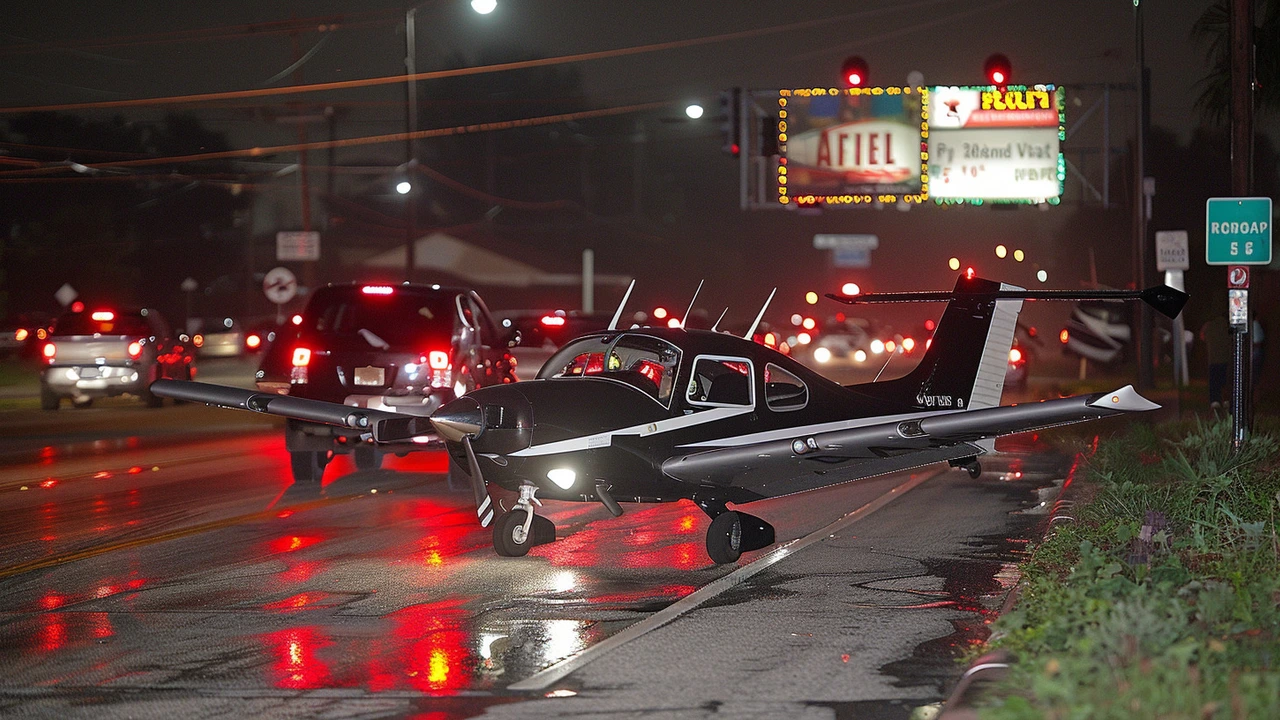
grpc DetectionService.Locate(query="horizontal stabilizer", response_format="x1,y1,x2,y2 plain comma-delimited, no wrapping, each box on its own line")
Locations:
828,283,1189,319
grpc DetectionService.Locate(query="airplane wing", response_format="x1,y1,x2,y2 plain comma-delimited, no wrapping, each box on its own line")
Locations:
661,385,1156,499
150,379,436,444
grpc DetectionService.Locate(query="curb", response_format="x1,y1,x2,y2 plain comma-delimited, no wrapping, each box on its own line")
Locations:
937,453,1085,718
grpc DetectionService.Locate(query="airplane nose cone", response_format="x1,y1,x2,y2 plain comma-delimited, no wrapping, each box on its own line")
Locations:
429,396,484,442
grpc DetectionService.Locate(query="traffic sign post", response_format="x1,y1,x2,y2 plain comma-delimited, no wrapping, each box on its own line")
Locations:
263,267,298,324
1206,197,1272,451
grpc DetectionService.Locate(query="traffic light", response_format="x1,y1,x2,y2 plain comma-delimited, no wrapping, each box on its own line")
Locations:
840,56,869,87
719,88,741,156
983,53,1011,86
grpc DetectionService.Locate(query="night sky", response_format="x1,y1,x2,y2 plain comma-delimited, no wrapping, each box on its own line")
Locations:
0,0,1254,337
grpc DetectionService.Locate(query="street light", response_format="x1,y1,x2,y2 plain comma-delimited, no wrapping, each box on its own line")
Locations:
403,1,497,281
685,103,704,119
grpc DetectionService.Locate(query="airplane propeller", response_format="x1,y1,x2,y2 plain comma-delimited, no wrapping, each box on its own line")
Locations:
428,397,497,528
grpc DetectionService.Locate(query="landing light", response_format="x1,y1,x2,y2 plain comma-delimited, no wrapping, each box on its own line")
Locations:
841,282,860,296
547,468,576,489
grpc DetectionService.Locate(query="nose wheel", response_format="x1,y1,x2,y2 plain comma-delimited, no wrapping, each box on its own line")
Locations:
492,484,557,557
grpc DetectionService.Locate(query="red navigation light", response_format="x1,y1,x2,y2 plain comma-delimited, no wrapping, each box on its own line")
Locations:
91,310,115,322
540,315,566,327
361,285,394,295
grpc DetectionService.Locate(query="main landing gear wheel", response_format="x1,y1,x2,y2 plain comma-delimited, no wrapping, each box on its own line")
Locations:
353,445,383,471
290,450,330,484
492,509,556,557
965,461,983,479
705,511,776,565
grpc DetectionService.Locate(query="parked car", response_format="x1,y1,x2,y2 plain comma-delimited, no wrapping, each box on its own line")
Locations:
39,306,195,410
257,283,521,483
497,309,615,349
189,317,245,358
243,318,288,354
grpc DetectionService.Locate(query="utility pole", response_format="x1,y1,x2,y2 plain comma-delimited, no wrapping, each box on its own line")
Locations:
1134,1,1153,390
1230,0,1256,448
403,8,420,283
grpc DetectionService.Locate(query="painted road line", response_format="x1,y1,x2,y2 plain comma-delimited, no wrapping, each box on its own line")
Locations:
507,466,948,692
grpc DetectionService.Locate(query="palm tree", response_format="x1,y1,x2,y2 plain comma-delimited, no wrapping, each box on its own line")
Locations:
1193,0,1280,124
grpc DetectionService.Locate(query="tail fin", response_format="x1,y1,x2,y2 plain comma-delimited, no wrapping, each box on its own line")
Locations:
855,275,1022,411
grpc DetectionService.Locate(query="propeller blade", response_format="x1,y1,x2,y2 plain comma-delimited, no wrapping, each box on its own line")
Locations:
461,435,495,528
428,397,484,442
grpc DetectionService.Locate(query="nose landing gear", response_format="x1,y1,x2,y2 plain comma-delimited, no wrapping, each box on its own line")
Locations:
492,483,557,557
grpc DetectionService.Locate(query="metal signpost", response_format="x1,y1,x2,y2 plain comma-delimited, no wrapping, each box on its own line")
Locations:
1205,197,1272,447
1155,230,1189,387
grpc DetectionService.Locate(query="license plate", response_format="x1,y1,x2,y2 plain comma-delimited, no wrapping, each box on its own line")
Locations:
78,367,100,378
354,366,385,386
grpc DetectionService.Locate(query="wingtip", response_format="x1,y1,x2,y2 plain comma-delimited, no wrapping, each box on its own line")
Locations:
1089,384,1161,412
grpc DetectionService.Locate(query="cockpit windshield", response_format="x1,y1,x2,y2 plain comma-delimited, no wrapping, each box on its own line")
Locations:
537,333,681,405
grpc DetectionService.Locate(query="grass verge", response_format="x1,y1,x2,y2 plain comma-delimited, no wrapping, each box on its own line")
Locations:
977,417,1280,718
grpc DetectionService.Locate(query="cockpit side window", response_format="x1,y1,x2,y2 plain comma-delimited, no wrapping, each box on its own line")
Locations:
764,362,808,411
686,355,754,409
537,334,681,406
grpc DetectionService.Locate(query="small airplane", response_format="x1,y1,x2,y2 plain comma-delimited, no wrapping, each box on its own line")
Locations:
152,273,1187,565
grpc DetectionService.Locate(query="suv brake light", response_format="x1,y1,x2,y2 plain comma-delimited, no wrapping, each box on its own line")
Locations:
361,285,394,295
128,341,143,359
418,349,452,388
425,350,450,370
291,348,312,366
91,310,115,322
43,342,56,363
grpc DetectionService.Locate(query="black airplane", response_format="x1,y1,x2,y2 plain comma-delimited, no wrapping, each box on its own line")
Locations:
152,274,1187,565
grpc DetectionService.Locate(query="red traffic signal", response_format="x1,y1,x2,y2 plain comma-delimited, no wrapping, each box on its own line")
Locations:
984,53,1011,86
840,56,869,88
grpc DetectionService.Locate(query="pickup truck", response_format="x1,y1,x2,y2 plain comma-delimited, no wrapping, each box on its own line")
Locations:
39,306,196,410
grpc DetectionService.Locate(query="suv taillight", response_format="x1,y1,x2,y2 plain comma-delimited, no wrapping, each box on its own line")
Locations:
290,347,311,384
419,350,452,389
42,342,56,363
128,341,143,360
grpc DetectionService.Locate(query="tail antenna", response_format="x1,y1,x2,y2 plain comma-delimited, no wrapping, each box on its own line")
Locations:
680,279,704,330
710,307,728,333
743,288,776,340
607,279,636,331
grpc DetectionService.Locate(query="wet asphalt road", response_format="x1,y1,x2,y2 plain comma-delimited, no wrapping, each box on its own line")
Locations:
0,360,1085,719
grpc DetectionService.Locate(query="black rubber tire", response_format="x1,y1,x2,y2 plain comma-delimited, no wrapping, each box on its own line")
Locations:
40,384,60,411
737,512,776,553
290,450,328,484
353,445,383,471
492,509,534,557
72,397,94,409
967,462,983,479
705,511,744,565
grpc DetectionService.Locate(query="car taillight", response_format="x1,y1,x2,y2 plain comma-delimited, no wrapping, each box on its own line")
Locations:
14,328,28,342
361,285,394,295
426,350,450,370
128,341,143,359
418,350,452,389
290,347,311,384
245,334,261,350
1009,347,1023,363
42,342,56,362
91,310,115,322
192,334,204,348
540,315,566,327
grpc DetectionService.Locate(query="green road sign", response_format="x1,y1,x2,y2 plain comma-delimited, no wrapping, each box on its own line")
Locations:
1206,197,1272,265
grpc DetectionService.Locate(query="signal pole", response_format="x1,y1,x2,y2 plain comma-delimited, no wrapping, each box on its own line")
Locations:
1230,0,1256,448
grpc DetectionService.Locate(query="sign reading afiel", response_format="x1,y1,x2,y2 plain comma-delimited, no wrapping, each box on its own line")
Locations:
926,85,1065,204
776,87,928,207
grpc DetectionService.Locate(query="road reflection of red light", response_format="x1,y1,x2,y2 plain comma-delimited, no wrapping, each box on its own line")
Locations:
674,514,699,534
276,510,295,519
264,592,338,611
40,479,56,489
38,614,66,652
128,466,143,474
279,560,320,583
89,612,113,639
94,471,111,479
40,592,65,610
268,535,324,554
366,601,471,693
262,627,333,689
620,541,704,570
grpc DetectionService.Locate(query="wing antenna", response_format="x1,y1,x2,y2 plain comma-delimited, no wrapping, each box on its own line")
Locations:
607,279,636,331
680,279,704,330
743,288,776,340
710,307,729,333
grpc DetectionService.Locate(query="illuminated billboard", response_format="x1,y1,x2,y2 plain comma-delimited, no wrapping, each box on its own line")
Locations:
775,87,928,207
926,85,1065,204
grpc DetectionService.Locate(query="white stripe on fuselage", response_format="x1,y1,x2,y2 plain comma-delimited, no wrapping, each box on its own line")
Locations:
508,406,753,457
507,404,968,458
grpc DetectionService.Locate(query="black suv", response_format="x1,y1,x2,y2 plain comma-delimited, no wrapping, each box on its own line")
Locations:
256,283,520,483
